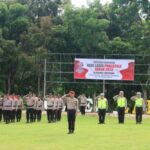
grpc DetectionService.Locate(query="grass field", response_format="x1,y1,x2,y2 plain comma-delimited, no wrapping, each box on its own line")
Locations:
1,114,150,150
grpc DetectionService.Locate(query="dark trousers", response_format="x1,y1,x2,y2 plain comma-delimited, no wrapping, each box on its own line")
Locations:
47,109,54,122
136,107,143,123
4,110,11,123
2,110,6,122
118,107,125,123
0,109,2,122
16,109,22,122
53,109,57,122
11,109,16,122
80,106,86,115
33,109,36,122
67,109,76,131
57,109,62,121
26,108,34,122
36,110,42,121
98,109,106,124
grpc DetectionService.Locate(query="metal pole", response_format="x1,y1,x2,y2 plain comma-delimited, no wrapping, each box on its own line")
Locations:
103,55,106,93
44,59,47,98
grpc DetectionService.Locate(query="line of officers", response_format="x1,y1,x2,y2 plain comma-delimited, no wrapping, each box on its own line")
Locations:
0,92,87,125
96,91,145,124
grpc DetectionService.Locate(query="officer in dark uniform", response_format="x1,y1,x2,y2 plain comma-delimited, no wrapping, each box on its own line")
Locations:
62,91,78,134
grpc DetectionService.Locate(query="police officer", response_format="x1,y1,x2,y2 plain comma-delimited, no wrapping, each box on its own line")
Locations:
32,93,38,122
36,97,43,122
57,95,64,121
16,96,23,122
24,93,35,123
62,91,78,134
131,92,144,124
53,95,58,122
3,95,12,124
78,94,87,115
97,93,108,124
113,91,127,124
0,95,3,122
11,94,17,122
46,94,54,123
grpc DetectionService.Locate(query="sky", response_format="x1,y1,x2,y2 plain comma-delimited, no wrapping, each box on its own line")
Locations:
71,0,112,7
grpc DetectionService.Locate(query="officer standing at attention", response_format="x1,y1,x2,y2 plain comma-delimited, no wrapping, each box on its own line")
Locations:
62,91,78,134
16,95,23,122
24,93,35,123
78,94,87,115
113,91,127,124
53,95,58,122
0,95,3,122
97,93,108,124
3,95,12,124
131,92,144,124
36,97,43,122
46,94,54,123
11,94,17,122
32,93,38,122
57,95,64,121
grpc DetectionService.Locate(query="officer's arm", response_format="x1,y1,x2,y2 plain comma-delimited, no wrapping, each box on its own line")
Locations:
125,98,127,108
62,94,68,105
131,96,136,101
113,95,118,101
76,99,79,111
106,99,108,110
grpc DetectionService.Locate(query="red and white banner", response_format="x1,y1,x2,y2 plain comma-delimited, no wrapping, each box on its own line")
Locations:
74,58,135,81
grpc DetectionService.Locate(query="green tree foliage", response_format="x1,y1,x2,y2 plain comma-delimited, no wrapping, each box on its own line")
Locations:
0,0,149,100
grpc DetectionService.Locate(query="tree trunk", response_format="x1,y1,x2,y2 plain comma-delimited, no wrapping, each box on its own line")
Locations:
7,76,11,94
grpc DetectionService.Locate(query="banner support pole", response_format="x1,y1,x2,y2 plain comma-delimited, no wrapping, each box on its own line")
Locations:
103,55,106,93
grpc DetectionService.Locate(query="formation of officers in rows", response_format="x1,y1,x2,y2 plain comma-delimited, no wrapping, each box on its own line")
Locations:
0,90,145,133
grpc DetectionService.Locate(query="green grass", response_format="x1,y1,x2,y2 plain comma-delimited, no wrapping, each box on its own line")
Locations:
1,114,150,150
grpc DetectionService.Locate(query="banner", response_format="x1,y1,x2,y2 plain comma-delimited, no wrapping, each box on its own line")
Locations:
74,58,135,81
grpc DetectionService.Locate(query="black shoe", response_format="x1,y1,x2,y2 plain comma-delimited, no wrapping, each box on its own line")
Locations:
71,130,74,134
67,131,72,134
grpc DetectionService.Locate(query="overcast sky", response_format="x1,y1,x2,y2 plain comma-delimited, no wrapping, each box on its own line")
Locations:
71,0,112,7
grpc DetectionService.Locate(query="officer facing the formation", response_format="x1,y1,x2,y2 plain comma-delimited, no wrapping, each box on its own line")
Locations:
78,94,87,115
57,95,64,121
62,91,78,134
3,95,12,124
24,93,35,123
97,93,108,124
0,95,3,122
46,94,54,123
36,97,43,122
16,96,23,122
131,92,144,124
113,91,127,124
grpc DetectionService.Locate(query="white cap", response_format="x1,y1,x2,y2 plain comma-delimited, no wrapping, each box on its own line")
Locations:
137,92,141,95
100,93,104,96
